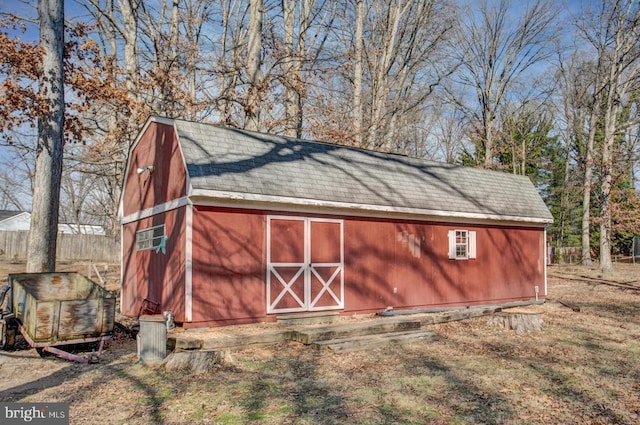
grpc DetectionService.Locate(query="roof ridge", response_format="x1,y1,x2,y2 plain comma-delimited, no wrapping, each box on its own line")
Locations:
167,117,553,223
171,117,483,173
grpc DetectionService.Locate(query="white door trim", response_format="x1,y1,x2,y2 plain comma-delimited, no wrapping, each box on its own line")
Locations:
267,216,344,314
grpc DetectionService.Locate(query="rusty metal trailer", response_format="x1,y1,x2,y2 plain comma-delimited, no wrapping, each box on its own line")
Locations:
2,272,116,363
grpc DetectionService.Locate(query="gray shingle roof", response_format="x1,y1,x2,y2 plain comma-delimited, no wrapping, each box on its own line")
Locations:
172,118,553,224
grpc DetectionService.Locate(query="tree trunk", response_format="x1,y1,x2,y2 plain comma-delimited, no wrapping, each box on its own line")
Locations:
218,0,232,124
352,0,365,147
484,111,495,168
185,0,199,116
597,2,640,273
488,312,543,334
368,3,409,150
599,61,619,273
283,0,303,138
164,0,180,114
118,0,140,100
521,136,526,175
27,0,65,273
558,119,573,246
293,0,310,138
599,127,614,272
576,0,640,270
244,0,263,132
580,108,598,266
557,56,578,247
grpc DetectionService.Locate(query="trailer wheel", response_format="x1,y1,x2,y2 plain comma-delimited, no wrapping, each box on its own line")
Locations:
1,317,17,350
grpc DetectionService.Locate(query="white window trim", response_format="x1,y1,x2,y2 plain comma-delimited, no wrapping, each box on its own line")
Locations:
136,224,166,251
448,229,476,260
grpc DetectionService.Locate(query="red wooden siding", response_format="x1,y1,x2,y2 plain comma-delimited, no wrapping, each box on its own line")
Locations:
190,206,266,325
121,208,186,321
179,206,544,327
344,218,544,314
122,122,187,217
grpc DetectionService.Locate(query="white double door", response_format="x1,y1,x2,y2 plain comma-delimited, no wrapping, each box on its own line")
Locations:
267,216,344,314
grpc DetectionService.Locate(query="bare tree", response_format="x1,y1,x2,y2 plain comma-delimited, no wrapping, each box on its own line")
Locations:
352,0,365,146
0,170,27,211
581,64,602,266
83,0,143,238
182,0,214,119
574,0,640,272
58,145,101,233
555,50,593,250
433,102,467,163
450,0,557,168
118,0,141,99
27,0,65,272
622,118,640,189
216,0,247,126
81,0,213,235
0,136,35,212
282,0,303,137
244,0,264,131
280,0,336,138
596,1,640,271
553,48,605,265
366,0,413,149
337,0,454,151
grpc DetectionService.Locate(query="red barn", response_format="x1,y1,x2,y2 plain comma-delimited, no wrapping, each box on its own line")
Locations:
119,116,553,328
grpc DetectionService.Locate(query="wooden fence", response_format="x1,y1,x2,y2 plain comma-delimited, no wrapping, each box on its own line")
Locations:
551,246,640,264
0,231,119,263
550,247,582,264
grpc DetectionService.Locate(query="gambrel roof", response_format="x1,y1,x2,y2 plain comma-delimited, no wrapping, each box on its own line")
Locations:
154,117,553,225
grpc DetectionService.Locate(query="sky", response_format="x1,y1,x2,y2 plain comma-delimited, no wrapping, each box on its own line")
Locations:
0,0,91,41
0,0,635,209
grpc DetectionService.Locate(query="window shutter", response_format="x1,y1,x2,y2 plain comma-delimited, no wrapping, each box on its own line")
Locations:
448,230,456,259
468,231,477,259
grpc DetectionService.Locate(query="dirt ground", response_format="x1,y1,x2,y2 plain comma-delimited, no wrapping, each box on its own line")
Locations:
1,262,639,424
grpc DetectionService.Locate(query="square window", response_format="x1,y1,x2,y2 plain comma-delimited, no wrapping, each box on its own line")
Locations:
136,224,166,251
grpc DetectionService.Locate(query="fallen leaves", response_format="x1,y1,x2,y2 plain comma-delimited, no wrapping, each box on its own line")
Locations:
1,264,640,424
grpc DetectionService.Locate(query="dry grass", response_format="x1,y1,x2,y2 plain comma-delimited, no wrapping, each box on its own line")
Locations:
1,263,640,424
